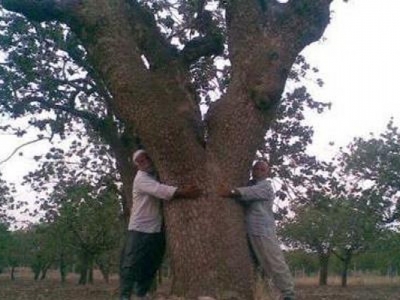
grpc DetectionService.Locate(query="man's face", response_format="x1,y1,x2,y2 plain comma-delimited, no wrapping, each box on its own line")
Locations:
251,161,269,181
135,152,153,173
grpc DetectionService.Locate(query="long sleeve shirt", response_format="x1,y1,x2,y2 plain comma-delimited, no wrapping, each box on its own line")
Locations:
128,170,177,233
236,179,276,236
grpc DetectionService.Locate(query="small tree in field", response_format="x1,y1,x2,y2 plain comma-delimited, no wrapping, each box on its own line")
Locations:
48,180,123,284
280,196,334,286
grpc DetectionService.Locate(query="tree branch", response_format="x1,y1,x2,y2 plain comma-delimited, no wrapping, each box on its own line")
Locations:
25,96,103,128
124,1,178,70
285,0,333,49
180,31,224,66
1,0,81,22
206,0,334,183
180,7,225,66
0,137,50,165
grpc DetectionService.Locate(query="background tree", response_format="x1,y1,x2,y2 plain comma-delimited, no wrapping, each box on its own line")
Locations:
0,0,336,297
0,173,15,274
284,249,319,277
47,180,123,285
0,172,15,226
281,119,400,287
339,119,400,224
328,197,381,287
357,229,400,276
4,229,32,280
280,195,335,286
0,222,11,273
29,223,57,280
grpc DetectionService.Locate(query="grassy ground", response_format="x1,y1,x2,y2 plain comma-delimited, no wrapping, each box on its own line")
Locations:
1,268,399,300
293,276,400,300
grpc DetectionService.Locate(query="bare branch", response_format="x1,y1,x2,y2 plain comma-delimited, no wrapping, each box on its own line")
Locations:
0,136,50,165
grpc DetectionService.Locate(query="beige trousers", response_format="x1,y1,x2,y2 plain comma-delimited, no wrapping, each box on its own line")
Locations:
248,233,295,298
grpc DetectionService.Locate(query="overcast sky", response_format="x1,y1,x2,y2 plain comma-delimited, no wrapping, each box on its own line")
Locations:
1,0,399,218
303,0,400,159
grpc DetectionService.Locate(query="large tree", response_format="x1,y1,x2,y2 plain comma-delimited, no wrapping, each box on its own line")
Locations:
0,0,334,298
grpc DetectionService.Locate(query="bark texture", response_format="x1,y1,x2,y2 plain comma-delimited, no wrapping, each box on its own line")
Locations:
1,0,333,298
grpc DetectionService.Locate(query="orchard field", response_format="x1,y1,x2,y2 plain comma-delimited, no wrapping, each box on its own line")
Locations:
0,268,399,300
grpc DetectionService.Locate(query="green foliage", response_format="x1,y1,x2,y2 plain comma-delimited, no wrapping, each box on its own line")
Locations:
261,58,331,209
0,223,11,273
0,178,123,282
280,118,400,284
350,230,400,275
0,172,15,226
280,195,382,285
0,8,138,217
46,179,123,284
4,229,32,275
285,249,319,276
54,182,123,253
340,119,400,223
280,196,336,255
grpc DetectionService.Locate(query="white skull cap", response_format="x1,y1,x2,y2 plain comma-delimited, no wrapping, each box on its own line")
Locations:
132,149,147,163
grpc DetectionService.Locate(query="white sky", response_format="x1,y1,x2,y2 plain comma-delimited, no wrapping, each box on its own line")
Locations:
303,0,400,159
0,0,399,221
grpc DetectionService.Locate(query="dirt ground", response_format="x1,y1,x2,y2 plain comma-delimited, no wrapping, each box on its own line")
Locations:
0,269,399,300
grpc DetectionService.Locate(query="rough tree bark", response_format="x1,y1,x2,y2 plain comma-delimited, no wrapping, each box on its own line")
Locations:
1,0,333,298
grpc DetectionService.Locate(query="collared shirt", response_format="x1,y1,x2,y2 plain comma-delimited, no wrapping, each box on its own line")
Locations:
236,179,276,236
128,170,177,233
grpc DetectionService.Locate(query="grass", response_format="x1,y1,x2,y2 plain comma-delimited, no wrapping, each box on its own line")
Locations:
1,268,400,300
296,274,400,286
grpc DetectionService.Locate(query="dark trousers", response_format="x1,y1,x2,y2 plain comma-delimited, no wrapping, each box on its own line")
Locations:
119,230,165,298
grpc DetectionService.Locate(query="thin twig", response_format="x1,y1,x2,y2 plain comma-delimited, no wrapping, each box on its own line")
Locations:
0,137,50,165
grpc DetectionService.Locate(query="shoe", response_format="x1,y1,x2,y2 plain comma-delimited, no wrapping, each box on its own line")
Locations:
283,297,295,300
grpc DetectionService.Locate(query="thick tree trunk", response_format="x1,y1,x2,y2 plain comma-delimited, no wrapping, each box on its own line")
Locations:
164,182,254,299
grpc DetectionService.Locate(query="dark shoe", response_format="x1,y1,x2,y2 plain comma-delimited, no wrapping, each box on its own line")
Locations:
283,297,295,300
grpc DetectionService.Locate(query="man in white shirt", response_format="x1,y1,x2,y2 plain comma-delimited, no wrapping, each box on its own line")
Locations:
120,149,201,300
219,160,295,300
